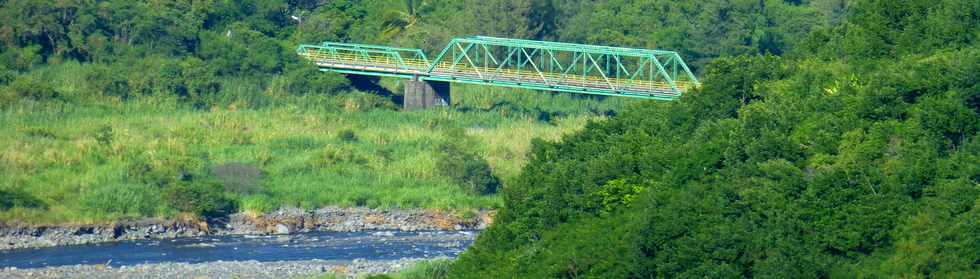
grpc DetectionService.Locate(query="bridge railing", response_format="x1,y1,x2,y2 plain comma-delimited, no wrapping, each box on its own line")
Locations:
320,41,430,65
297,44,430,78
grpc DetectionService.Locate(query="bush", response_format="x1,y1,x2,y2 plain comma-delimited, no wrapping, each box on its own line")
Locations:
1,45,42,71
240,194,277,214
588,179,648,214
0,187,46,210
0,69,15,86
19,127,58,139
84,64,131,99
162,180,237,218
94,126,114,146
437,142,500,196
280,66,350,95
399,259,453,279
336,129,358,142
178,57,222,107
1,75,58,106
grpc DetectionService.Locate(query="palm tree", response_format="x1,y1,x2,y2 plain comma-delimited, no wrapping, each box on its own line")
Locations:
381,0,427,39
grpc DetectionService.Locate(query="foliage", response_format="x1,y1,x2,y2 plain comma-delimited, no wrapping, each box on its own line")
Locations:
337,129,358,142
451,1,980,277
276,66,351,96
162,180,237,218
0,187,45,210
240,194,278,215
436,130,501,196
589,179,648,214
1,75,58,106
395,259,453,279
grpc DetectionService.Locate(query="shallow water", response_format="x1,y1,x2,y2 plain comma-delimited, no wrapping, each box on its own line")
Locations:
0,230,475,269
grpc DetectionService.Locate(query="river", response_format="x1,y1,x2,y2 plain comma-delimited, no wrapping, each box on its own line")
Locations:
0,230,474,275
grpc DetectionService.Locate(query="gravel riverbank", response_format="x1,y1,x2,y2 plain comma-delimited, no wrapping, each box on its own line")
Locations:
0,207,494,250
0,258,443,279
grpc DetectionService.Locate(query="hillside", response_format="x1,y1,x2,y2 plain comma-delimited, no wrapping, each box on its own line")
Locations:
450,1,980,277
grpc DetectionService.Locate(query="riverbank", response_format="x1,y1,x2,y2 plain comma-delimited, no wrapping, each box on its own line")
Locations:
0,207,494,250
0,258,441,279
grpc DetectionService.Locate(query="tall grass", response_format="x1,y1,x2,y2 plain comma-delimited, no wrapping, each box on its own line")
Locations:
394,259,453,279
0,63,618,225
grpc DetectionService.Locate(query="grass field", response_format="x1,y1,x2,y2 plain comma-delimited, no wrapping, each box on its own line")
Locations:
0,64,627,225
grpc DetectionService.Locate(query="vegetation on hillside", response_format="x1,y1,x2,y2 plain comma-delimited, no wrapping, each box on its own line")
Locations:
451,0,980,277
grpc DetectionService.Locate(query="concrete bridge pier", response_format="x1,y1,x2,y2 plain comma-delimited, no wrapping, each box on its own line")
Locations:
403,78,450,111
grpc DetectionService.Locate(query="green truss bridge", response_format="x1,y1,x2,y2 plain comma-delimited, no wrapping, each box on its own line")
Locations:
297,36,699,108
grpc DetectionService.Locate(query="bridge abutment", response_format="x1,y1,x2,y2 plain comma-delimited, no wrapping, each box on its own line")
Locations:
403,79,450,111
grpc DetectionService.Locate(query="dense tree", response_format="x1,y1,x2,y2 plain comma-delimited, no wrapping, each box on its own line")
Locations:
555,0,825,69
451,1,980,277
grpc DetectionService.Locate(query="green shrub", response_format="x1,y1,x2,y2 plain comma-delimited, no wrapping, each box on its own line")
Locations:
84,64,131,99
241,194,277,214
279,66,350,95
162,180,237,218
437,142,500,196
94,126,114,146
399,259,453,279
0,69,15,86
337,128,358,142
0,187,46,210
1,45,41,71
588,179,648,214
1,75,58,106
180,58,222,107
19,127,59,139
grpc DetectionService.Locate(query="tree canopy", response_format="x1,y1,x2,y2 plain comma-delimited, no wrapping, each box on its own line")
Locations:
450,0,980,277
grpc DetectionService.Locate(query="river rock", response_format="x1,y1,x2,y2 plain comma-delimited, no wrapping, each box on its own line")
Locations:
275,224,290,235
0,258,452,279
0,207,495,251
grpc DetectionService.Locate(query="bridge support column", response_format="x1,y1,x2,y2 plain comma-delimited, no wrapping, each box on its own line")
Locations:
403,79,450,111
